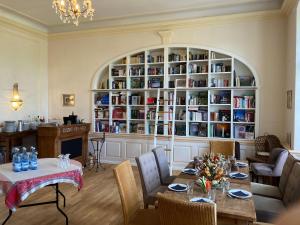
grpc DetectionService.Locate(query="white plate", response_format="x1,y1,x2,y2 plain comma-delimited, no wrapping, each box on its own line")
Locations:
182,168,197,175
168,183,188,192
228,189,252,199
236,162,248,167
190,197,214,204
229,172,248,179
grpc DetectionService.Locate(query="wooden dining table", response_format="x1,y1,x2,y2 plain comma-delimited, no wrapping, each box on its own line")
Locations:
163,161,256,225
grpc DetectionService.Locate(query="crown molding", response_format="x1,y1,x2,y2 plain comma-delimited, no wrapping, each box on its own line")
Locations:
0,5,48,34
48,10,283,40
281,0,299,15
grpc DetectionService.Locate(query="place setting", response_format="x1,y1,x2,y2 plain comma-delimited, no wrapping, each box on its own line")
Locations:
227,189,252,200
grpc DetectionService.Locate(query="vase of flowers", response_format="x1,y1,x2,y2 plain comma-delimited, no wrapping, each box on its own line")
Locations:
196,153,227,189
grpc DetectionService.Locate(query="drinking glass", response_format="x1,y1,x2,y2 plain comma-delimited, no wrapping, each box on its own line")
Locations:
224,181,230,192
208,188,216,202
187,181,194,200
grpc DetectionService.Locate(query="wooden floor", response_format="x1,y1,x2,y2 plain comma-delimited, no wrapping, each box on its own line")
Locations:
0,164,144,225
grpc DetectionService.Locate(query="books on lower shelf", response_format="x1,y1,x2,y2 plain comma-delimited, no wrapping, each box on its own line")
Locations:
129,95,143,105
234,125,255,139
112,107,126,119
131,109,145,119
233,110,255,122
112,93,126,105
111,121,127,134
95,120,109,132
210,110,231,122
189,107,208,121
189,93,208,105
190,123,207,137
233,96,255,108
189,79,207,87
130,123,145,134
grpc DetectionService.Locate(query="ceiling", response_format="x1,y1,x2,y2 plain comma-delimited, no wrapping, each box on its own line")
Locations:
0,0,284,33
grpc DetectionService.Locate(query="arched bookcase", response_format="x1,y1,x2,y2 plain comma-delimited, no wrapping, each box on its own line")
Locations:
91,45,258,140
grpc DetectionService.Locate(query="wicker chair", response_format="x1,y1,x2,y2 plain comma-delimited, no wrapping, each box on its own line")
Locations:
157,193,217,225
113,160,160,225
210,140,235,158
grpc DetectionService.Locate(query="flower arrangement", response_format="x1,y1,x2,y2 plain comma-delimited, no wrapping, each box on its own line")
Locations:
196,153,226,190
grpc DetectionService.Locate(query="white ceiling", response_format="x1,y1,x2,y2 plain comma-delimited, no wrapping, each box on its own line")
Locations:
0,0,284,33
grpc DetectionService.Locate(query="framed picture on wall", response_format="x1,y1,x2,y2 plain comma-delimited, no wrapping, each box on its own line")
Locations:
287,90,292,109
63,94,75,106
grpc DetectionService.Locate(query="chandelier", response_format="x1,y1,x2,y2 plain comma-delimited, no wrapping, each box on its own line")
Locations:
52,0,95,26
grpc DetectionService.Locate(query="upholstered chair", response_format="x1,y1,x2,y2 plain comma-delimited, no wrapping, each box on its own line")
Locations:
210,140,235,157
253,162,300,223
113,160,160,225
251,153,300,199
157,193,217,225
152,147,176,185
251,148,288,185
135,152,168,208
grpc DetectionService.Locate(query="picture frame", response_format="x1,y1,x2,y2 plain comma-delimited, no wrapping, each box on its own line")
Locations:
287,90,293,109
62,94,75,106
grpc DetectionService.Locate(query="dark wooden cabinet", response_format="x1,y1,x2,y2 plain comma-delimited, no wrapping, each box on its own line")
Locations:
37,123,90,165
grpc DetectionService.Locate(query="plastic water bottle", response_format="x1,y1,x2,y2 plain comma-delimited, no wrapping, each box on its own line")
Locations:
29,147,38,170
12,147,22,172
21,147,29,171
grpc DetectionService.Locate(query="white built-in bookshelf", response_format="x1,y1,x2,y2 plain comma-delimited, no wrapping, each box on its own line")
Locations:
92,46,257,140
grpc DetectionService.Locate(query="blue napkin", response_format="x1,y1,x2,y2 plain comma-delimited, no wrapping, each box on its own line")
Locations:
231,191,249,197
237,163,247,167
232,173,247,179
172,184,187,191
194,199,207,203
184,169,196,174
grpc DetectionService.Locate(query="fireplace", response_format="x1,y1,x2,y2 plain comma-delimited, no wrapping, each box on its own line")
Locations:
61,138,83,159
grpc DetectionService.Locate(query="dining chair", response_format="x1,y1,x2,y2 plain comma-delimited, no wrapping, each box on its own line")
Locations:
157,193,217,225
209,140,235,157
251,148,288,185
136,152,168,208
152,147,176,185
251,153,300,199
254,162,300,223
113,160,160,225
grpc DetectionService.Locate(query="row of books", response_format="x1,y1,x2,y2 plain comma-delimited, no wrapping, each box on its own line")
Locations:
189,79,207,88
111,121,127,134
112,80,126,89
112,108,126,119
233,96,255,108
234,125,255,139
112,68,126,77
148,67,164,75
130,123,145,134
129,67,144,76
131,109,145,119
169,64,186,74
211,63,231,73
210,124,230,138
147,55,164,63
189,123,207,137
95,120,109,132
167,92,186,105
189,110,208,122
233,110,255,122
112,93,126,105
210,92,231,104
148,78,163,88
188,64,208,73
95,108,109,119
131,78,145,89
131,54,145,64
210,78,230,87
189,52,208,61
210,110,231,122
189,93,208,105
169,53,186,62
129,95,143,105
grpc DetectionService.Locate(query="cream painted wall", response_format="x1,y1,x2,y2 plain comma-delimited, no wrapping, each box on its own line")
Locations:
48,13,286,140
0,20,48,123
285,6,297,148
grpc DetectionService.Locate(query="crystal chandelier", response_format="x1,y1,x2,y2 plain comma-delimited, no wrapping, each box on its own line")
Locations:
52,0,95,26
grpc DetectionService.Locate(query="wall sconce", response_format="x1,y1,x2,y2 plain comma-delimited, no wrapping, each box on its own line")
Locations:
10,83,23,111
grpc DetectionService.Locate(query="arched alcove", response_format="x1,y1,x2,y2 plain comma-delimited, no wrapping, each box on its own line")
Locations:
91,45,258,140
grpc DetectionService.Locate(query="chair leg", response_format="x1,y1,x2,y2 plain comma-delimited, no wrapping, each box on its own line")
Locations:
144,203,148,209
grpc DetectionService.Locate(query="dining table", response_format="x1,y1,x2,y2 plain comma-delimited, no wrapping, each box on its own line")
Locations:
164,160,256,225
0,158,83,225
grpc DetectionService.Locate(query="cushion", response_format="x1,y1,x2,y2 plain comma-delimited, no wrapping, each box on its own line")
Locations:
251,182,282,199
283,162,300,206
251,163,274,176
253,195,285,223
279,154,299,193
129,208,160,225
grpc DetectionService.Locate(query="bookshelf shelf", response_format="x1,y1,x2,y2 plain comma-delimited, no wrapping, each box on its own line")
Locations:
93,46,257,140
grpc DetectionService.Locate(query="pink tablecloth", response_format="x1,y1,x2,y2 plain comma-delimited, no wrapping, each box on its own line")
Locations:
0,158,83,211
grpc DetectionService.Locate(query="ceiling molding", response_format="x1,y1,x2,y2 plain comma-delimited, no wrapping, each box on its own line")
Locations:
281,0,298,15
48,0,283,33
48,10,283,40
0,5,48,33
